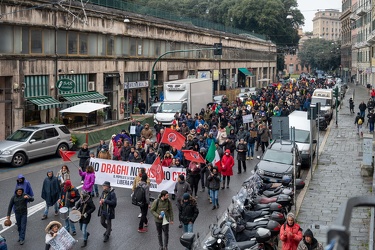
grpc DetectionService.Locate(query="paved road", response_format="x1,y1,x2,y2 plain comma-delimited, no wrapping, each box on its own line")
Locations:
297,83,373,249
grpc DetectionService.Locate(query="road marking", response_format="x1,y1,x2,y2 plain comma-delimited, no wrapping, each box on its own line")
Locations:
0,185,83,234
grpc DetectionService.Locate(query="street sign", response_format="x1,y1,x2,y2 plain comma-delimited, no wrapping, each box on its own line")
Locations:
56,78,75,91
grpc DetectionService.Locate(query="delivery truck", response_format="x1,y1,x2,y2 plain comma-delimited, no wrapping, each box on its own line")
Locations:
154,78,213,125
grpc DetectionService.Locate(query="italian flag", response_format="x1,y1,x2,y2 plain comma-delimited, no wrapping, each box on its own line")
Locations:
206,141,221,168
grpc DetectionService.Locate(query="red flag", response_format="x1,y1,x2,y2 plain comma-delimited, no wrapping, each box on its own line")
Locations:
59,149,76,162
182,150,206,164
160,128,186,150
150,156,164,185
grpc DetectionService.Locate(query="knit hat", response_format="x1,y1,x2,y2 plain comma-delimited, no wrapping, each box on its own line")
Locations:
304,229,314,238
179,174,185,181
102,181,111,187
64,180,72,187
183,193,190,200
287,212,295,220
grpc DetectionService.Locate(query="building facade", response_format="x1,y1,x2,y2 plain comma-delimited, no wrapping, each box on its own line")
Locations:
0,0,276,140
340,0,353,83
313,9,342,41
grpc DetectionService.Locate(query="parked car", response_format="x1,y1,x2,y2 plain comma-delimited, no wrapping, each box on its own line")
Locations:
0,124,73,167
254,140,302,183
146,102,162,115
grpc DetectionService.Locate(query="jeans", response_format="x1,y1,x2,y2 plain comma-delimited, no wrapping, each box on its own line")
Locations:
155,222,169,248
64,207,76,233
43,202,59,216
100,216,112,236
79,223,88,240
15,213,27,241
183,223,193,233
360,111,365,118
247,143,255,157
138,205,148,229
130,135,136,145
210,189,219,207
370,122,374,132
91,184,99,196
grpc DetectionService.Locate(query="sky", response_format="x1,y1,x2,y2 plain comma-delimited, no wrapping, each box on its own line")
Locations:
297,0,342,32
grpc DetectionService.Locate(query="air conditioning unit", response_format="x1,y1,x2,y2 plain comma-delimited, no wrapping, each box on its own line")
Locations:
88,81,95,91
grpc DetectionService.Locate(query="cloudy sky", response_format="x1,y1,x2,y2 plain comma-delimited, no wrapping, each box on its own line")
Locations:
297,0,342,32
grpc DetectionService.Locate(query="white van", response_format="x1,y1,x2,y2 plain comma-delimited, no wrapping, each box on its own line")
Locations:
310,89,334,121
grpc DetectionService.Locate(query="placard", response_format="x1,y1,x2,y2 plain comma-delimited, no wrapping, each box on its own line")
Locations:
48,227,76,250
242,114,253,124
130,126,136,135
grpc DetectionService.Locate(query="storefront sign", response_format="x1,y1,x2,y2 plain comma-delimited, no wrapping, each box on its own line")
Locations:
198,71,211,79
123,81,149,89
213,70,219,81
89,158,186,194
56,79,75,91
168,75,179,80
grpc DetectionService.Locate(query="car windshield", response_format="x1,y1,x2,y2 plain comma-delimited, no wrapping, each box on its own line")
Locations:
262,149,293,165
294,129,310,143
158,103,182,113
7,130,33,142
311,98,331,107
147,106,158,114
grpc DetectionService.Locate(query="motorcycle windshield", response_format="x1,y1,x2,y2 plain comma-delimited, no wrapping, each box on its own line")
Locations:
225,227,237,247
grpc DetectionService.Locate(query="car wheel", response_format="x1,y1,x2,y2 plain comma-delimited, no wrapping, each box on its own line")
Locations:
56,143,69,156
11,152,26,167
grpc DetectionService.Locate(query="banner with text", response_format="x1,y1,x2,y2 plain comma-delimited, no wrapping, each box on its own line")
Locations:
90,158,186,194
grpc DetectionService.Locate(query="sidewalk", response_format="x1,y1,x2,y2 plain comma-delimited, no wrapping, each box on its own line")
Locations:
297,83,373,248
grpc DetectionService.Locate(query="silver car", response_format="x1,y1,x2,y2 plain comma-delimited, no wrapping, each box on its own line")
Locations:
0,124,73,167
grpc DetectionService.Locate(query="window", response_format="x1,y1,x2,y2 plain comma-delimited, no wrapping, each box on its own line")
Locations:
97,34,105,56
31,131,44,141
57,30,67,54
14,26,29,54
106,35,114,55
0,25,13,53
149,39,155,57
88,33,97,56
143,39,149,57
122,37,129,56
129,38,137,56
44,29,55,55
68,32,78,54
79,33,88,55
45,128,58,138
31,29,43,54
115,36,122,55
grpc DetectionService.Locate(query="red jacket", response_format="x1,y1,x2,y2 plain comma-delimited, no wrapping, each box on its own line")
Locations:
279,222,303,250
220,150,234,176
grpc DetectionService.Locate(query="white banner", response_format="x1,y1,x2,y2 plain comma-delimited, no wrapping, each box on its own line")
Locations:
242,114,253,124
48,227,76,250
90,158,186,194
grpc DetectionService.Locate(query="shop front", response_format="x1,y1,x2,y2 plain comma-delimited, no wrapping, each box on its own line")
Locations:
124,80,149,115
104,73,120,121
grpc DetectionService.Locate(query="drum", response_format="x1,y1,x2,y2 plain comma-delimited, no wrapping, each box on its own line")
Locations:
59,207,69,220
69,210,81,223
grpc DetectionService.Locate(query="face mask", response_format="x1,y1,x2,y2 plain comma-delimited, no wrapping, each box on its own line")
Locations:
225,153,229,156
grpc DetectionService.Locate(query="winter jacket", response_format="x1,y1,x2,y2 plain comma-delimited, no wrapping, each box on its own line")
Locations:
79,170,96,193
120,145,131,161
174,181,192,202
280,222,303,250
162,157,173,167
297,238,323,250
78,148,90,168
7,188,34,216
221,150,234,176
56,170,70,187
179,198,199,225
150,197,174,223
141,128,153,139
138,181,151,205
135,124,144,138
41,172,61,206
59,186,80,208
222,140,236,154
98,188,117,219
74,195,96,224
236,129,248,141
15,174,34,197
216,130,227,145
236,143,248,161
259,128,271,143
98,151,111,160
132,174,151,192
206,137,217,148
145,152,157,164
207,173,221,190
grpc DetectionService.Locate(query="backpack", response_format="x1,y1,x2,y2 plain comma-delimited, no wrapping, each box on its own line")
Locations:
358,118,363,125
132,184,146,207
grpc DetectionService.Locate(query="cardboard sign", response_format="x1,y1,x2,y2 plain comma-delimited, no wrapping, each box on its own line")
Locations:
48,227,76,250
242,114,253,124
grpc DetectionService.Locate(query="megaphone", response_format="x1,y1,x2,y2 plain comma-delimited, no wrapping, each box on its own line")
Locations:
162,216,169,226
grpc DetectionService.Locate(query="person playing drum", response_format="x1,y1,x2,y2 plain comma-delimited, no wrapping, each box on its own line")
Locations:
57,180,79,236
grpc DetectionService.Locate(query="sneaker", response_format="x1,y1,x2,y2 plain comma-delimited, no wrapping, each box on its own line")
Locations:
54,211,59,216
200,188,205,192
246,157,250,160
179,223,182,228
144,223,148,227
41,215,48,220
81,181,84,184
209,198,212,204
138,228,148,233
212,206,216,210
72,231,77,236
195,195,198,199
250,157,253,160
20,240,24,245
96,193,99,197
103,235,109,242
138,213,142,218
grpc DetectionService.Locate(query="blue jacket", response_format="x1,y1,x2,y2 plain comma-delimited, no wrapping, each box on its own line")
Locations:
15,174,34,197
135,124,144,137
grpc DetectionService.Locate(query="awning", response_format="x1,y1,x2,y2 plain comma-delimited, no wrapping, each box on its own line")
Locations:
27,96,61,110
238,68,253,76
59,102,110,114
61,92,107,105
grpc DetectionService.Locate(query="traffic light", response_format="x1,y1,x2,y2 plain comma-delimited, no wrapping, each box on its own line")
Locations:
213,43,222,55
151,87,156,97
333,87,339,98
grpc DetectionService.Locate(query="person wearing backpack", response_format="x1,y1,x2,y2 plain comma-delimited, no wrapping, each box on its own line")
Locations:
135,174,150,233
355,112,364,135
280,212,303,250
98,181,117,243
132,168,150,218
174,175,191,228
150,190,174,250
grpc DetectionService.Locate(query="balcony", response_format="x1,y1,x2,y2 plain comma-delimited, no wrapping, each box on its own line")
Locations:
357,5,371,16
367,30,375,44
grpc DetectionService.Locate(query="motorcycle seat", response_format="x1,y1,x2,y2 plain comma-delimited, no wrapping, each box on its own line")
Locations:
262,189,281,197
257,196,277,204
235,240,257,249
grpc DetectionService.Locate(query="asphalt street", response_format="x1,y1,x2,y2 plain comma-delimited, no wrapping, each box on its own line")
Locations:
0,132,327,249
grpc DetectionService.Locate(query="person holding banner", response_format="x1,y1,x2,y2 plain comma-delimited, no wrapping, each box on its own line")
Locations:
45,221,62,249
98,181,117,243
150,190,174,250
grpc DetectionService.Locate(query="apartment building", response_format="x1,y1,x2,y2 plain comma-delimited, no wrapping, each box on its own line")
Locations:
313,9,342,41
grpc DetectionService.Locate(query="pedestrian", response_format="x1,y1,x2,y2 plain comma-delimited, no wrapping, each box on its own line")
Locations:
73,190,96,248
108,134,116,158
6,187,34,245
247,123,257,160
132,168,151,218
354,112,364,135
45,221,62,250
187,161,201,198
57,180,79,235
259,124,271,154
41,171,61,220
56,165,70,188
145,147,157,164
359,101,367,118
179,193,199,234
98,144,111,160
137,173,150,233
220,149,234,189
78,143,90,183
79,165,96,195
161,151,173,167
85,152,99,197
150,190,174,250
349,98,354,114
207,166,221,210
98,181,117,242
174,174,192,228
138,99,146,115
14,174,34,198
297,229,323,250
367,110,375,133
280,212,303,250
96,139,107,157
135,121,144,141
141,123,153,140
236,138,247,174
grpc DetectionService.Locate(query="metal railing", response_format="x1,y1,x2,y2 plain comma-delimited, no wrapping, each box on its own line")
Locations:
87,0,267,40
